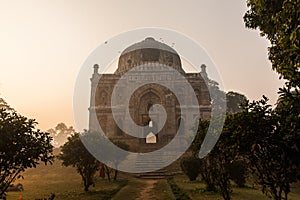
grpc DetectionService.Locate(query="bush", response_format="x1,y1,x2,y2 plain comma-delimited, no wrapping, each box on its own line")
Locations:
180,156,201,181
228,160,246,187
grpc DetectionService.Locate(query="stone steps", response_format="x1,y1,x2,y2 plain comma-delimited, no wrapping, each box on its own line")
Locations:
136,169,168,179
119,151,183,178
134,152,166,173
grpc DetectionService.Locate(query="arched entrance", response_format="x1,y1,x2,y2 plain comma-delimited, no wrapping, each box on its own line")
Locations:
137,90,162,127
134,90,162,150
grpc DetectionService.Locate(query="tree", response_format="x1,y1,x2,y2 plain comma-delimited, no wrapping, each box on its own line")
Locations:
192,119,232,200
197,97,297,199
208,115,238,200
0,108,54,197
228,160,246,188
180,156,201,181
273,89,300,198
100,139,130,182
47,123,75,148
226,91,247,113
0,97,14,112
230,97,299,200
244,0,300,88
190,91,247,199
244,2,300,199
58,132,100,192
109,140,129,181
191,119,217,191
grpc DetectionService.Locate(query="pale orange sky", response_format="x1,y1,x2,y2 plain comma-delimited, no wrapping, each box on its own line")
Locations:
0,0,284,131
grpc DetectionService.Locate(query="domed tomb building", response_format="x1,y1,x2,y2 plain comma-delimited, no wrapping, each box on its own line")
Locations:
89,37,211,152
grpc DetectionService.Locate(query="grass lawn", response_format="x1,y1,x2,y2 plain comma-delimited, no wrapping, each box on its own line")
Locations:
113,176,175,200
112,175,145,200
5,158,300,200
151,179,175,200
6,159,126,200
173,174,300,200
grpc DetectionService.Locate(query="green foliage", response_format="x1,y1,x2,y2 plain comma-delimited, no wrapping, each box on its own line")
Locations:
228,160,246,187
180,156,201,181
0,108,54,197
244,2,300,199
208,141,232,200
167,178,191,200
192,119,232,199
198,156,217,192
226,91,247,114
102,139,130,181
191,119,216,191
0,97,14,112
190,119,210,157
110,140,129,181
58,132,100,191
230,97,299,200
276,89,300,174
244,0,300,88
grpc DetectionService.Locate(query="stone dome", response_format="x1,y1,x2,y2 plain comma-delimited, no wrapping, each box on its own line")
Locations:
116,37,183,75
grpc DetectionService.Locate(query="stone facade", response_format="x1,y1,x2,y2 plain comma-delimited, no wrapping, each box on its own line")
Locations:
89,37,211,152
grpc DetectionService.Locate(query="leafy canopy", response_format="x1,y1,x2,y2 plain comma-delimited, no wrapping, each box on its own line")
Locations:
0,108,54,196
244,0,300,88
58,132,100,191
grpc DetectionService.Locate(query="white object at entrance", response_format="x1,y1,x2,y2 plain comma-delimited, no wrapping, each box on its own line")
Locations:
146,131,156,144
149,120,153,128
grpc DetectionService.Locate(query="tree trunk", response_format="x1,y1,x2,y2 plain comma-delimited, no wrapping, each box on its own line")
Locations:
104,166,111,182
200,172,216,192
0,170,21,197
219,179,231,200
114,170,118,181
278,187,282,200
221,190,231,200
284,186,289,200
284,191,288,200
84,179,89,192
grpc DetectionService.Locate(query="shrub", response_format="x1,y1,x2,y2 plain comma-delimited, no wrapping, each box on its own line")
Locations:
228,160,246,187
180,156,201,181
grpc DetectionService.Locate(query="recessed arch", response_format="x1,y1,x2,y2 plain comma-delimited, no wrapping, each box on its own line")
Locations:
138,90,162,115
96,90,109,105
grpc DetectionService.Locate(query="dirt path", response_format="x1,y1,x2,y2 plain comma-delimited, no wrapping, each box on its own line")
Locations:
135,180,157,200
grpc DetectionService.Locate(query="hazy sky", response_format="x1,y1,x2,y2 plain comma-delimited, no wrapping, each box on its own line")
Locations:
0,0,284,131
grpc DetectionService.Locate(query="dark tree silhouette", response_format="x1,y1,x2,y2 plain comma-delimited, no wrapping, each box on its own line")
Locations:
226,91,247,113
58,132,100,192
0,108,54,197
244,1,300,199
244,0,300,88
